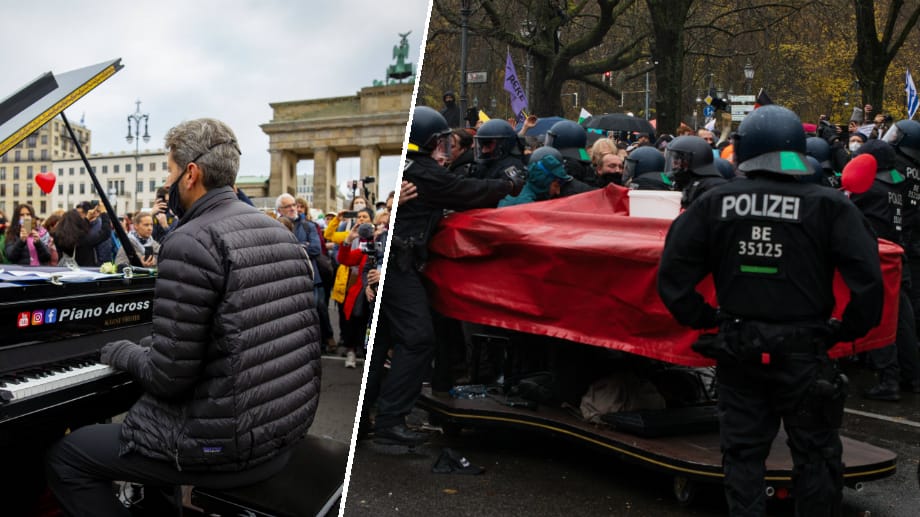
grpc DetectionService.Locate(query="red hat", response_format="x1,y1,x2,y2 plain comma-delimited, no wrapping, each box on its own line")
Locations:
841,153,877,194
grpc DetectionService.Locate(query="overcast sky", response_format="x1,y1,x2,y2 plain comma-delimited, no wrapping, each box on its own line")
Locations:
0,0,430,200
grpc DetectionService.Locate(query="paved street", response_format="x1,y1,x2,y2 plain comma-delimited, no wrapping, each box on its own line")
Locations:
343,360,920,517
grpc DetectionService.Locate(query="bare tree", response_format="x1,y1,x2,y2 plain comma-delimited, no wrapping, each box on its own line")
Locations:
852,0,920,111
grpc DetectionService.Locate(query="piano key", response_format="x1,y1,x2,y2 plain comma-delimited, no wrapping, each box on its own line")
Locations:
0,363,117,402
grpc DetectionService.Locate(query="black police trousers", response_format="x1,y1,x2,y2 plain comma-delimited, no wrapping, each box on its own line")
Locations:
717,354,844,517
373,265,436,430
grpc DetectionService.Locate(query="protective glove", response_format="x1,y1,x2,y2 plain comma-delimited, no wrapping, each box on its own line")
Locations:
503,165,527,197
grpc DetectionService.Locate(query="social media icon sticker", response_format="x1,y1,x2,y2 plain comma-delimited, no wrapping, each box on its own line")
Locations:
45,308,58,324
32,310,44,325
18,312,30,328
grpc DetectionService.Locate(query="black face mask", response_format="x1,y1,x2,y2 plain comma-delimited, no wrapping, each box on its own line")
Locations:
168,169,187,219
597,173,622,187
444,99,456,108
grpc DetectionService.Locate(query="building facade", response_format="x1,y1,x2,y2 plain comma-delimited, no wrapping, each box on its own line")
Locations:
0,117,91,216
53,149,169,216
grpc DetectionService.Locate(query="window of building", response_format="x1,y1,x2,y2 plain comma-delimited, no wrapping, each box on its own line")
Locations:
14,150,20,161
0,167,5,180
102,165,108,173
114,164,120,173
68,184,74,195
40,149,48,160
69,167,74,176
13,184,19,196
137,180,143,193
149,180,156,192
26,135,37,147
162,161,167,170
125,163,132,173
27,150,34,160
136,163,143,172
58,184,63,195
79,167,85,175
41,134,48,145
0,185,5,196
80,183,85,195
40,201,46,214
149,161,156,172
26,166,33,180
27,184,33,196
13,167,19,180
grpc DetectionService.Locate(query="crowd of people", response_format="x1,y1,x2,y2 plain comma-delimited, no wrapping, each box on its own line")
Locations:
360,98,920,515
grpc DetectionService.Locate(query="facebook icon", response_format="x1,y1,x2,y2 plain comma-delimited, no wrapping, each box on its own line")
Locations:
45,308,58,324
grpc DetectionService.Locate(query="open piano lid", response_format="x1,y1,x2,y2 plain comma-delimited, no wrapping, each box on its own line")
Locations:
0,58,123,156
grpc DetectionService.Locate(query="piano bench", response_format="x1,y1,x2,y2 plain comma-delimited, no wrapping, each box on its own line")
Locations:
190,434,348,517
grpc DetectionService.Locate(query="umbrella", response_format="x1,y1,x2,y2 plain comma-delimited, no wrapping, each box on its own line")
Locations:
582,113,655,138
516,116,569,138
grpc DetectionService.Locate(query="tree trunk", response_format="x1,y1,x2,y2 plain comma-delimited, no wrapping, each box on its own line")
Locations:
647,0,693,136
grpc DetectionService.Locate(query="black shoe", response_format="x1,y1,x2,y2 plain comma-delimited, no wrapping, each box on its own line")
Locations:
374,424,428,446
900,381,920,394
863,384,901,401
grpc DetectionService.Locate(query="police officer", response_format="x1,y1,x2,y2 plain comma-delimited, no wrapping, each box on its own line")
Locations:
658,105,884,517
624,146,669,190
664,135,727,207
370,106,524,445
806,136,841,188
849,139,920,399
884,119,920,373
469,119,526,181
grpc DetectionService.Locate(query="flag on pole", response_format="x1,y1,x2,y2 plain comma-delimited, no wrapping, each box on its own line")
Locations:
906,68,919,120
754,88,773,109
503,51,528,122
478,110,490,123
578,108,592,124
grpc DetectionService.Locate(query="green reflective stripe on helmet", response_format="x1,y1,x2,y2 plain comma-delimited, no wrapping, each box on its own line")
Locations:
740,265,778,274
779,151,808,172
579,148,590,161
661,172,672,185
891,169,905,183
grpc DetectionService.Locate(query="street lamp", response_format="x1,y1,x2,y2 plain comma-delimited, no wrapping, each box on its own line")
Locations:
458,0,472,127
744,59,755,95
125,99,150,213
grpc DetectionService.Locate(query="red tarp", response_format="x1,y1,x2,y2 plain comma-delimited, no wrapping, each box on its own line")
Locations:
424,184,901,367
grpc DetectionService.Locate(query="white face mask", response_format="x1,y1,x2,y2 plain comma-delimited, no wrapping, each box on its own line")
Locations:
353,202,366,210
849,142,862,153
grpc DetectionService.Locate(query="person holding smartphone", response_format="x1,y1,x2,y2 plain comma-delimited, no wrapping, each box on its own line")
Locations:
4,203,55,266
114,211,160,268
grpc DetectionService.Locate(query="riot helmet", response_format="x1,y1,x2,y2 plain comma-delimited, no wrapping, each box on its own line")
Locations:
526,146,570,191
882,119,920,162
734,105,810,176
805,136,832,170
474,119,520,165
664,136,721,177
624,146,665,180
713,157,736,180
409,106,452,155
545,120,589,163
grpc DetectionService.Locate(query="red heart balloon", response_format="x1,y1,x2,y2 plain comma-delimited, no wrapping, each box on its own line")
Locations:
35,171,56,195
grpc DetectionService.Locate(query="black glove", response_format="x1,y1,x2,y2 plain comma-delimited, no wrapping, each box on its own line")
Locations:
827,318,858,344
503,166,527,197
100,340,133,369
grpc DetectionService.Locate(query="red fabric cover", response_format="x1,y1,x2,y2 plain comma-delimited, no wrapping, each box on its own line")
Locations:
424,184,901,367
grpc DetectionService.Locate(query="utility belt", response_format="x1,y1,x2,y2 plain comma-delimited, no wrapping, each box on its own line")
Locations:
391,235,428,273
692,317,831,365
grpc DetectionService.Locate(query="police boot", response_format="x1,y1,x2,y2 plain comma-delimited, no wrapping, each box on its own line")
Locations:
863,377,901,402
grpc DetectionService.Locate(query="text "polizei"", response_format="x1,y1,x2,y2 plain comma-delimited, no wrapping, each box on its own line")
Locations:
720,193,801,221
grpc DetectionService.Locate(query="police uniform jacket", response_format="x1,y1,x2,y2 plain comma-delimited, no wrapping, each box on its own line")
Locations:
396,153,514,248
658,175,883,340
103,187,321,471
849,170,906,245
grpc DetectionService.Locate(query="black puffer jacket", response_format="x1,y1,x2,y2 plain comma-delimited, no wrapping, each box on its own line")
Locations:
104,187,321,471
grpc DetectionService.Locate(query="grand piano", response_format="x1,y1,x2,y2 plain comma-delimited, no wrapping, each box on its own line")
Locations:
0,60,154,512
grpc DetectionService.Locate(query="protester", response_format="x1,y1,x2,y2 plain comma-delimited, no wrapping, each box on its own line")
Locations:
658,105,883,517
45,117,320,516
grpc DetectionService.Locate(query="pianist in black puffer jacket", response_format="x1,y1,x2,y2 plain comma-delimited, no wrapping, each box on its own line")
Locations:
45,118,321,517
